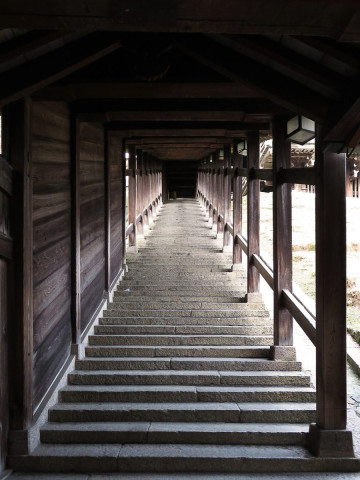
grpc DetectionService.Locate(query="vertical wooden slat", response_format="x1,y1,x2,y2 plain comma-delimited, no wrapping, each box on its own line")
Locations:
0,258,8,470
70,114,81,344
104,127,111,293
223,144,232,249
272,117,293,346
143,152,149,227
247,131,260,293
233,147,243,266
7,97,33,427
128,144,137,246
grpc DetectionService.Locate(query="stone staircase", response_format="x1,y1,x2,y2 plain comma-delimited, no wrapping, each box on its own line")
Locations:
8,199,360,473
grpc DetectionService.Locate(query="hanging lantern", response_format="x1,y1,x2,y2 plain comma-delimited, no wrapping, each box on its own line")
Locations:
237,139,247,155
286,115,315,145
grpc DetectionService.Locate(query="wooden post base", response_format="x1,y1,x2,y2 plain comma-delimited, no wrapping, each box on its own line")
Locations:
269,345,296,361
309,423,355,458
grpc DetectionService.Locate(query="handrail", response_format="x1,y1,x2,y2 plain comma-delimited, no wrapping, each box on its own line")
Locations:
252,254,274,289
282,289,316,345
197,172,318,350
225,222,233,236
235,234,248,255
125,223,134,237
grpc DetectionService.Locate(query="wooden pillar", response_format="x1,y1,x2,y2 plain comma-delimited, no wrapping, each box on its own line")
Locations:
136,148,144,236
7,97,33,430
246,131,260,300
212,151,219,227
208,155,214,225
142,152,149,227
309,125,354,457
270,117,295,361
70,114,81,344
223,145,232,250
233,146,243,267
128,144,137,246
217,150,224,234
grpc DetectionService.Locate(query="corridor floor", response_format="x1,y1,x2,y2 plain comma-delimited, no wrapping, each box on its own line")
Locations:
4,199,360,477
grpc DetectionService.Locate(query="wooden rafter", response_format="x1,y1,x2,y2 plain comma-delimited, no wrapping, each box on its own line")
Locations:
208,34,344,100
176,35,330,121
0,33,122,107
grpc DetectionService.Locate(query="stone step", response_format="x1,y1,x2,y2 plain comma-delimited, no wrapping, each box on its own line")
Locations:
84,345,271,358
103,309,269,318
116,285,244,292
94,325,273,336
99,317,272,326
114,293,243,301
58,385,316,403
113,294,243,302
40,422,309,446
48,402,316,423
75,357,303,372
14,442,356,475
67,370,310,387
106,302,264,311
88,334,273,347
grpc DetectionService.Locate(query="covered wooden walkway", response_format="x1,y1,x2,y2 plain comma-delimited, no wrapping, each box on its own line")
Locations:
1,0,360,475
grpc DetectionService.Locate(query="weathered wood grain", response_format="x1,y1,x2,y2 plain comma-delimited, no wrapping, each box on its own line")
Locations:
32,101,71,411
79,122,105,333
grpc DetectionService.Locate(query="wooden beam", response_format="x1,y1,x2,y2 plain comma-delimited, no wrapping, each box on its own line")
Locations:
108,111,251,122
208,34,342,100
278,167,315,185
272,116,293,347
251,168,273,181
1,1,359,40
0,33,122,107
36,83,256,101
7,97,33,429
177,36,329,122
247,131,260,294
325,97,360,147
0,31,70,65
109,128,269,138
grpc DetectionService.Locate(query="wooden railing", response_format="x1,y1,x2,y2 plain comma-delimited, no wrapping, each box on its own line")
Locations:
197,134,317,348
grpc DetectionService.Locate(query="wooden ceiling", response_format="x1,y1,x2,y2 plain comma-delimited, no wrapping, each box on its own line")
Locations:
0,1,360,161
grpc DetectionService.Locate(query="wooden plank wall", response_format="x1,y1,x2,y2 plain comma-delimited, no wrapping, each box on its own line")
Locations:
32,102,72,409
108,133,124,285
79,122,105,333
0,258,8,471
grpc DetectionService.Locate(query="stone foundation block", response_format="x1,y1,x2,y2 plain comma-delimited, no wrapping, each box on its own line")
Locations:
309,423,355,457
